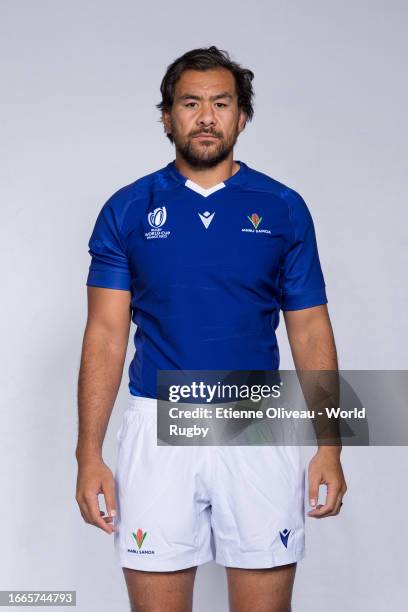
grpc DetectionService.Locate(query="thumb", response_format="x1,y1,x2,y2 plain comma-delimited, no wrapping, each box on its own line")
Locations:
103,476,117,523
308,475,320,508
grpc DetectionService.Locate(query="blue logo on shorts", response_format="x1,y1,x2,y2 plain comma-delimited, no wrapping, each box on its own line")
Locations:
279,529,291,548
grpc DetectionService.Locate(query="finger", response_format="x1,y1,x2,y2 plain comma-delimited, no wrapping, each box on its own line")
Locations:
308,503,324,516
83,493,113,533
315,490,343,517
328,482,347,516
100,513,115,525
78,506,89,524
76,489,115,530
308,483,340,518
99,509,115,522
309,489,345,518
102,477,117,530
330,490,345,516
308,474,321,509
80,494,116,529
76,495,92,524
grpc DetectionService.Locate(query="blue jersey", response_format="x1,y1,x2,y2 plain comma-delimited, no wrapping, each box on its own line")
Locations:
86,160,327,398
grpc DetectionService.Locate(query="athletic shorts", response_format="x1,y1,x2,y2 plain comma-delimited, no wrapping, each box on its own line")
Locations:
113,394,306,572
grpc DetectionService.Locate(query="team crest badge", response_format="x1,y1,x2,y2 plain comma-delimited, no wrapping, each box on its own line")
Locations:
248,213,262,229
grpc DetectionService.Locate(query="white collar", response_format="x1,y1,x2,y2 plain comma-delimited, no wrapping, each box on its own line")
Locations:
184,179,226,198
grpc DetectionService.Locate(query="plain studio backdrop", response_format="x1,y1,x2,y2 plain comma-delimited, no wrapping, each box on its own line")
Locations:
1,1,407,610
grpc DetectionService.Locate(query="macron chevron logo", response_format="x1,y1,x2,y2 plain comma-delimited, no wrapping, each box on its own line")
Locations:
198,211,215,229
279,529,291,548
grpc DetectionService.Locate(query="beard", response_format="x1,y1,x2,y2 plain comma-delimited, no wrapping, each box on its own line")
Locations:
170,121,240,169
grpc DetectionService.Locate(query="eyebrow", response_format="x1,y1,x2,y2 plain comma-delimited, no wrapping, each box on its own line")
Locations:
177,92,234,102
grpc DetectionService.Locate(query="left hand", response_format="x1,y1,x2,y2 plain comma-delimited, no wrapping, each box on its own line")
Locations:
307,447,347,518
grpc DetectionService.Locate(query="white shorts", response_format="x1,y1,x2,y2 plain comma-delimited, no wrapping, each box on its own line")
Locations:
114,394,306,572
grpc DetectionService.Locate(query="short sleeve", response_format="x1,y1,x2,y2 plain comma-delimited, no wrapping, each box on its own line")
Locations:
86,198,132,291
279,189,328,311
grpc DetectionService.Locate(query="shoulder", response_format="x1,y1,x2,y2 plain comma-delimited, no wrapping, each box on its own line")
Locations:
244,165,307,210
104,167,165,212
94,166,169,232
247,165,314,219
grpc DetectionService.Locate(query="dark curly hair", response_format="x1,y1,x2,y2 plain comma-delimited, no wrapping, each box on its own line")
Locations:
156,46,255,143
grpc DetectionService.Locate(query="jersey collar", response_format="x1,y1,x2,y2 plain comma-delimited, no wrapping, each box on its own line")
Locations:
165,159,249,196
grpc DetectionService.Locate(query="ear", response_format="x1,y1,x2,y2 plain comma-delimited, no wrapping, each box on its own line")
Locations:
237,108,247,134
162,110,171,135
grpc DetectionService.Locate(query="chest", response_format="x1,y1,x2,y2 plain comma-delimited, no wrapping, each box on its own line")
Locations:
127,190,290,288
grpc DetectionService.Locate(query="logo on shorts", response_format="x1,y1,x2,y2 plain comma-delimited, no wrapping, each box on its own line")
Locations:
133,528,147,549
242,212,271,235
145,206,171,239
127,528,155,555
279,529,291,548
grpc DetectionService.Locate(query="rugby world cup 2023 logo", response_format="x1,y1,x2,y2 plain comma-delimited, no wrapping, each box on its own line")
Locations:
148,206,167,228
145,206,171,239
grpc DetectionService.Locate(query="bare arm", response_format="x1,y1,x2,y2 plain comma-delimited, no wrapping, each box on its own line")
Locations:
283,304,347,518
75,286,131,533
283,304,337,371
76,286,131,459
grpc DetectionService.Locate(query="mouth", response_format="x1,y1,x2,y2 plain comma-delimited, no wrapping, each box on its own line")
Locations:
193,134,218,139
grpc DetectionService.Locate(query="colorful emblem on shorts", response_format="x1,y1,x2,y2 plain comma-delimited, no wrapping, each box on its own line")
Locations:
279,529,291,548
248,213,262,229
132,528,147,549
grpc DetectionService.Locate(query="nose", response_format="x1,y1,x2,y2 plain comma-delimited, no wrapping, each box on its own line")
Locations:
196,101,216,129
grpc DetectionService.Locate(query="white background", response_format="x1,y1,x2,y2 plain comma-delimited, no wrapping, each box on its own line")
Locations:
1,0,407,610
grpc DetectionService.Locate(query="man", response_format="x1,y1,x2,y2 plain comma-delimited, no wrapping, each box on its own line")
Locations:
76,46,347,611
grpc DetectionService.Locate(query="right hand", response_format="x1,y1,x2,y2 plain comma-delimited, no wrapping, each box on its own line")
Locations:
75,457,117,534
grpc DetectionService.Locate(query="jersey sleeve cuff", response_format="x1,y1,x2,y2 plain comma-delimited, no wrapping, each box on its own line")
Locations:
86,268,132,291
280,287,328,311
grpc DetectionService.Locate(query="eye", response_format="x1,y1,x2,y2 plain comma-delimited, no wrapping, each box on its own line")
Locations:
185,102,198,108
215,102,227,108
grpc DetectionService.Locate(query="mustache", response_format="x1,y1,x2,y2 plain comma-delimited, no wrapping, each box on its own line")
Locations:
190,130,222,138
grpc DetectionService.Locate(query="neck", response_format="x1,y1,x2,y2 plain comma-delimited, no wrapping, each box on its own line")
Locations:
174,153,240,189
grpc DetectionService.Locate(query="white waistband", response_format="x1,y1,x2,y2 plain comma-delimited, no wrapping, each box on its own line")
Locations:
127,394,157,411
